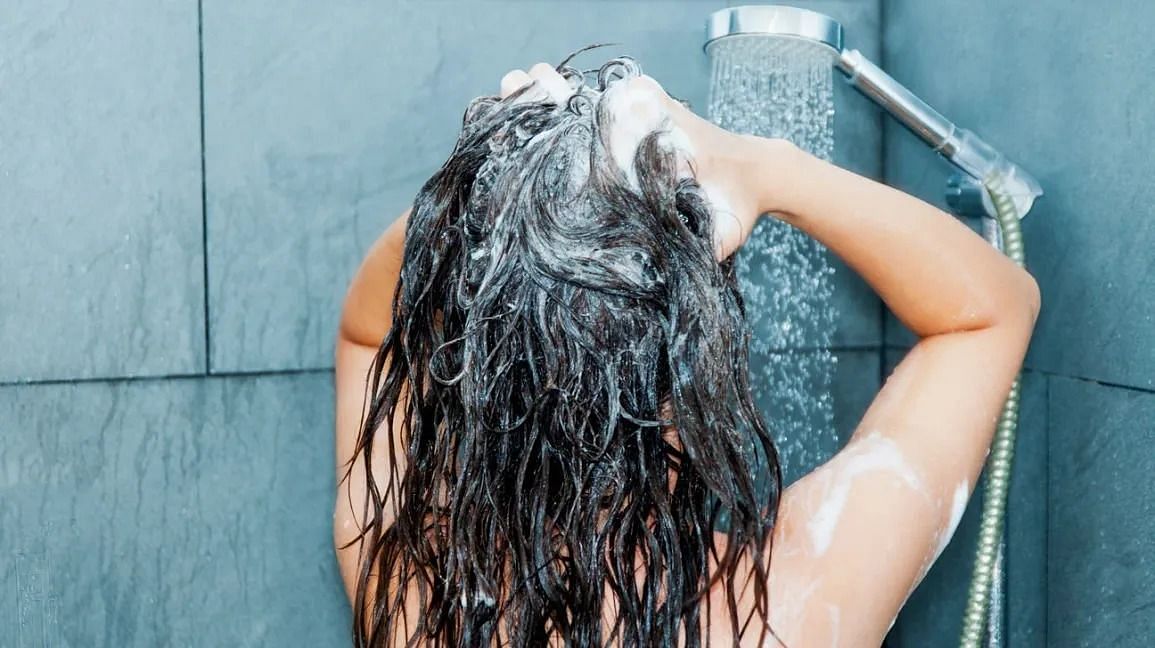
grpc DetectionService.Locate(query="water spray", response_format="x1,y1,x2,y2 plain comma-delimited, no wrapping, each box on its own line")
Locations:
704,6,1042,646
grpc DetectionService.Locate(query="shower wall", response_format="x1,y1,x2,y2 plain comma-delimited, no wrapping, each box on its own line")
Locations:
881,1,1155,646
0,1,882,644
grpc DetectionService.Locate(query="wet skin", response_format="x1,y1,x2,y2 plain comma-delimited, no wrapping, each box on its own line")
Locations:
333,60,1040,646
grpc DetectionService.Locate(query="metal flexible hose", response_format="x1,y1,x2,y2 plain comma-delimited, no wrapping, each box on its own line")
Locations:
959,175,1027,648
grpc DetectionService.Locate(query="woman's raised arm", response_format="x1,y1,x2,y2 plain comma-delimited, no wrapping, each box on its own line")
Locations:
745,141,1040,645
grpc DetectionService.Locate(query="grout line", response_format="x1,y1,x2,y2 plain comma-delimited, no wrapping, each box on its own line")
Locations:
0,367,334,389
1029,369,1155,396
879,343,1155,396
197,0,212,375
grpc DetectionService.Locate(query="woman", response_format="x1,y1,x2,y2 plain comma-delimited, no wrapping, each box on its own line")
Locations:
332,53,1040,647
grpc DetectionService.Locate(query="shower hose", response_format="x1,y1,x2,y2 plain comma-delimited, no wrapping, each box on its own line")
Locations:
958,175,1027,648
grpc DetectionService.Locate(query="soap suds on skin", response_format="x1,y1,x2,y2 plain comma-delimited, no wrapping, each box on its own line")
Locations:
806,433,928,556
770,578,820,630
934,479,970,561
699,181,740,255
826,604,841,648
911,478,972,595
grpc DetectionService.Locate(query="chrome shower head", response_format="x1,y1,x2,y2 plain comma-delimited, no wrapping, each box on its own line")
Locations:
703,4,1042,218
705,5,843,56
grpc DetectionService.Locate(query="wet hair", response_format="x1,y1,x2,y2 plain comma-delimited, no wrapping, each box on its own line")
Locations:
343,48,782,647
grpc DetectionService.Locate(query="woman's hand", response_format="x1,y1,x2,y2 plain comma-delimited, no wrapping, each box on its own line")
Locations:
496,63,796,260
499,63,574,103
628,75,787,260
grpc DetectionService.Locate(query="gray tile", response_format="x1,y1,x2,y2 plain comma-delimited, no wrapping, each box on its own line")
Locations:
0,2,204,382
829,256,883,348
1048,376,1155,646
883,0,1155,390
882,349,1047,647
204,0,881,372
756,349,880,486
1007,374,1049,647
204,0,718,372
831,349,882,442
0,373,349,646
884,314,919,349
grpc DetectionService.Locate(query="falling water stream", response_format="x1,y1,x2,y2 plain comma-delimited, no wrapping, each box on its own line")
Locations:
706,35,840,486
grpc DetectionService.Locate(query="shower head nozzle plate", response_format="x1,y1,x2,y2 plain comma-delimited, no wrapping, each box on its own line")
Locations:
705,5,844,54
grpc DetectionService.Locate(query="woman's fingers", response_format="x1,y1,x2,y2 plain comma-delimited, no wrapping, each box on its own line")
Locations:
500,69,533,99
528,62,574,103
500,63,576,105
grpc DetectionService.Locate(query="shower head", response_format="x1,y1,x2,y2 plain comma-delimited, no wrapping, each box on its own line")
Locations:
703,5,1042,218
705,5,843,56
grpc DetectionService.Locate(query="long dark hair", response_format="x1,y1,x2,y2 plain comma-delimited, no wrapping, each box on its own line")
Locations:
342,49,782,647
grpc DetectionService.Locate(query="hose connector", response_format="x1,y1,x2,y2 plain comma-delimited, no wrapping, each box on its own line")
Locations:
948,129,1043,218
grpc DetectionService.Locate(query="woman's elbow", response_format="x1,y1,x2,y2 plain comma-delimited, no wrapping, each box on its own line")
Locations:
1023,271,1042,322
1011,269,1042,330
989,267,1041,331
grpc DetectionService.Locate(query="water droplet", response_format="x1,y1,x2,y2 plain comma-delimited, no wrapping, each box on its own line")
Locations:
707,35,840,485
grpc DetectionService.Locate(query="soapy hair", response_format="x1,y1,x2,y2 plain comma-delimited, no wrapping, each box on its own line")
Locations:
343,47,782,647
